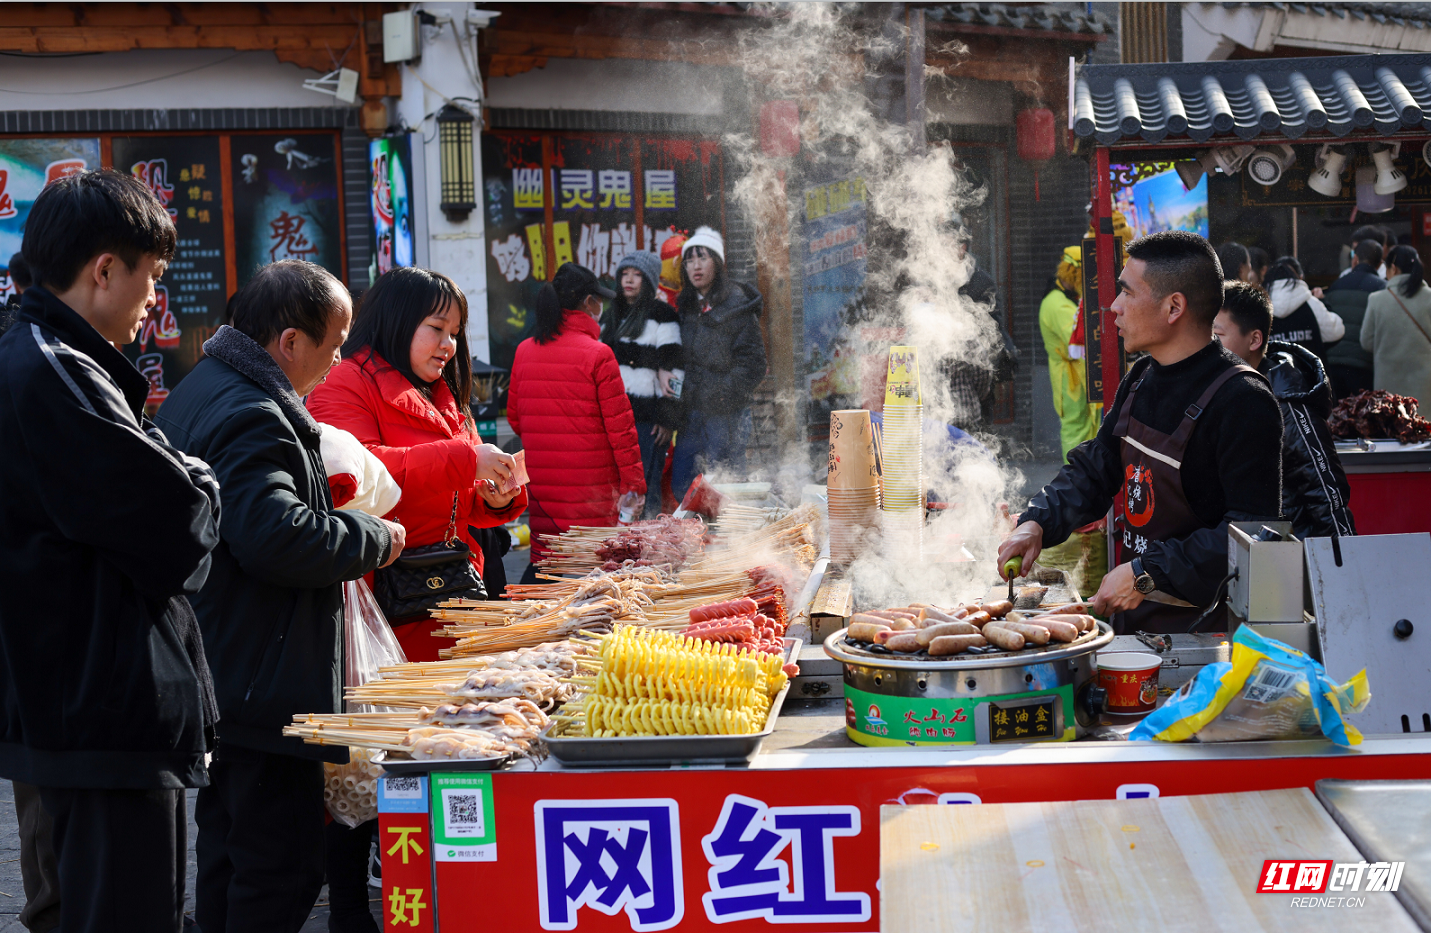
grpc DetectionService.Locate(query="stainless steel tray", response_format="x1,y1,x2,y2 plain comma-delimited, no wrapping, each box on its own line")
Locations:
373,750,512,775
541,638,801,768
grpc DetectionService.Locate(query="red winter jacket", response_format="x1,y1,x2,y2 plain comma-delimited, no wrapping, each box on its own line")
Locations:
508,309,645,561
307,350,527,658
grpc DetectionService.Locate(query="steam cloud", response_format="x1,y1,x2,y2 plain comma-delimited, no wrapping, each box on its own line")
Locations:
719,2,1028,605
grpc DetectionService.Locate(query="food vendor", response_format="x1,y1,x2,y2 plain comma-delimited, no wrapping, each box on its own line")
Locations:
998,231,1284,634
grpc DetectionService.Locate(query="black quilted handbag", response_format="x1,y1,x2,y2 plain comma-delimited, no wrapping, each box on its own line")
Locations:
373,494,487,619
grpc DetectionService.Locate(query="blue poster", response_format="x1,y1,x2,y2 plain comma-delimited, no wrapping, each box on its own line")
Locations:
802,175,868,424
0,138,100,298
1112,163,1209,241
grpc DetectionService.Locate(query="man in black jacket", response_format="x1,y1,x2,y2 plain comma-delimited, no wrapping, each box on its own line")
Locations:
999,232,1283,633
156,261,404,933
0,170,222,932
1215,281,1356,539
1324,235,1387,400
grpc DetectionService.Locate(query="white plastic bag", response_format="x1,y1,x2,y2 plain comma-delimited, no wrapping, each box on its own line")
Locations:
319,423,403,516
343,577,406,705
325,578,407,828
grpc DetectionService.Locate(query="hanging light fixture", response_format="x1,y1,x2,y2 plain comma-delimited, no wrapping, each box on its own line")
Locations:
1308,143,1348,198
1245,144,1296,187
1371,142,1408,195
1356,165,1394,213
436,104,477,221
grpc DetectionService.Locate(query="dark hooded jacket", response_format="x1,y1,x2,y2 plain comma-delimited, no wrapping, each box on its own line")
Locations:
0,287,221,788
155,325,393,762
1261,340,1356,539
676,280,767,417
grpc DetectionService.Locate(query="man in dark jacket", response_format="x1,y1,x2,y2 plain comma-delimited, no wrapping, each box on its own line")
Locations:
1324,234,1387,399
0,170,221,932
999,232,1283,634
1216,282,1356,539
156,260,404,933
670,227,767,499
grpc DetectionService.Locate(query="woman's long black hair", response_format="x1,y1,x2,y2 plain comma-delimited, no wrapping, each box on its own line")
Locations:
1260,255,1304,292
344,266,473,412
603,267,658,347
1387,244,1426,297
675,245,728,316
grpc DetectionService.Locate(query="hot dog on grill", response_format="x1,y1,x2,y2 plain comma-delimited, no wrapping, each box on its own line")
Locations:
915,621,980,646
882,632,923,652
980,623,1025,651
981,599,1014,619
995,620,1052,646
847,621,890,642
929,634,988,656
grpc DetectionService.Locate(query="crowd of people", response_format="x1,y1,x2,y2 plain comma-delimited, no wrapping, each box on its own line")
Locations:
0,172,769,932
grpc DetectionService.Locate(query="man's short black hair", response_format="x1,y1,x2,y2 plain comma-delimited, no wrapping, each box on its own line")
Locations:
21,169,176,291
228,260,346,346
1126,230,1225,326
1215,241,1250,281
1354,238,1383,270
1220,280,1272,340
1351,224,1382,247
7,253,31,289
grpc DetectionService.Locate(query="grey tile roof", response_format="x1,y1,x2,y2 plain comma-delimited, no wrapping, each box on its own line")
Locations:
927,3,1110,36
1073,53,1431,145
1218,3,1431,26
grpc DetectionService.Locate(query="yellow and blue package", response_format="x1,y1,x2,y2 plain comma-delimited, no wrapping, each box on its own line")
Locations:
1130,625,1370,747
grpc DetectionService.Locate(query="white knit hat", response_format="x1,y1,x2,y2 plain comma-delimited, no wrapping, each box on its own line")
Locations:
681,226,725,263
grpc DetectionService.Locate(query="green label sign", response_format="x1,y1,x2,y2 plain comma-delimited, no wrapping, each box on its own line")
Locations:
430,772,496,862
845,684,1075,745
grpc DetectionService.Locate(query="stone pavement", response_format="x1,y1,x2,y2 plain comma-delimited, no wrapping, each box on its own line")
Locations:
0,781,382,932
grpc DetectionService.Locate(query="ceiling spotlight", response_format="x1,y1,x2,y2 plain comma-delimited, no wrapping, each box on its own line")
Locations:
1208,145,1255,175
1175,159,1206,191
1356,165,1394,213
1245,145,1296,187
1371,142,1408,195
1308,143,1348,198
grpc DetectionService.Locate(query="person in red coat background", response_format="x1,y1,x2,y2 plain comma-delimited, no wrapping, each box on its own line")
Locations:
509,263,645,583
307,267,526,661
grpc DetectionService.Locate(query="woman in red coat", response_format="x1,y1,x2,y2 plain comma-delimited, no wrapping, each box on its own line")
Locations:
307,268,526,661
508,263,645,580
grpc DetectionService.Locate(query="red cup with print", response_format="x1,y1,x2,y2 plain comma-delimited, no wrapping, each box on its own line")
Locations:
1096,652,1163,715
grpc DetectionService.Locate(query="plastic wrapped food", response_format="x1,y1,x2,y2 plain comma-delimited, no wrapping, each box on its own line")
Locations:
323,746,384,828
1130,626,1370,747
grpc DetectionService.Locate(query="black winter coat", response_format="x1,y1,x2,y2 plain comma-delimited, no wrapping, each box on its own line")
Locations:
156,328,393,762
1262,341,1356,539
677,281,767,417
1324,264,1386,373
0,288,221,788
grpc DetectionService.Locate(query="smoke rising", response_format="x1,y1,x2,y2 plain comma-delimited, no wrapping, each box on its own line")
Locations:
719,3,1027,605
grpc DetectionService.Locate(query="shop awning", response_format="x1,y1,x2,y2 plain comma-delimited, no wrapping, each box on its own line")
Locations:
1071,52,1431,146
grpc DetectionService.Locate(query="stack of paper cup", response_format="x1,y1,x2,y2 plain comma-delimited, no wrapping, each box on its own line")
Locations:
879,346,924,563
827,409,880,564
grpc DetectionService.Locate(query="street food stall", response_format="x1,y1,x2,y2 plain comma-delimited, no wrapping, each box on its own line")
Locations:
1071,52,1431,533
296,54,1431,932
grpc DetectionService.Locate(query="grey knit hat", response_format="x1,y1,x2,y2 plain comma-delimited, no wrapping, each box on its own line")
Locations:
615,251,661,292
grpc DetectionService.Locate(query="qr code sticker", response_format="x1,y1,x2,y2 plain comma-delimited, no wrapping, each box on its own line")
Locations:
1243,664,1298,703
383,775,421,799
443,790,484,837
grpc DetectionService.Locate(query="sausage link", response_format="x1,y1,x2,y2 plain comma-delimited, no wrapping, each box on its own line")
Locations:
688,598,760,624
980,623,1025,651
981,599,1014,619
995,621,1052,646
846,621,891,642
915,621,980,646
929,634,988,656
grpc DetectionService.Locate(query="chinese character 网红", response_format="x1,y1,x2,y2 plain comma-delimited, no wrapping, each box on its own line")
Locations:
535,799,683,932
701,794,871,924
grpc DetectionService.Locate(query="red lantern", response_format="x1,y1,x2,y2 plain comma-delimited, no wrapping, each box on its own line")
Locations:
1016,107,1057,200
759,100,800,158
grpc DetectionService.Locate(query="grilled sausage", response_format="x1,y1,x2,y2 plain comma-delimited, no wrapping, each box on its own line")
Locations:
979,623,1025,651
915,621,981,646
689,598,760,623
846,621,891,642
1038,613,1097,633
929,634,988,656
996,620,1052,646
863,609,917,621
917,606,965,625
961,610,992,629
851,613,898,628
882,632,923,652
981,599,1014,619
1035,619,1079,642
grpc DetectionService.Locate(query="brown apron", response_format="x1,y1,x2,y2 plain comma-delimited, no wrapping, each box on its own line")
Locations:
1110,363,1259,635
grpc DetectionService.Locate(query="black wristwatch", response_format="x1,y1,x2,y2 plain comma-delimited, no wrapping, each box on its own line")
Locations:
1131,557,1156,594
